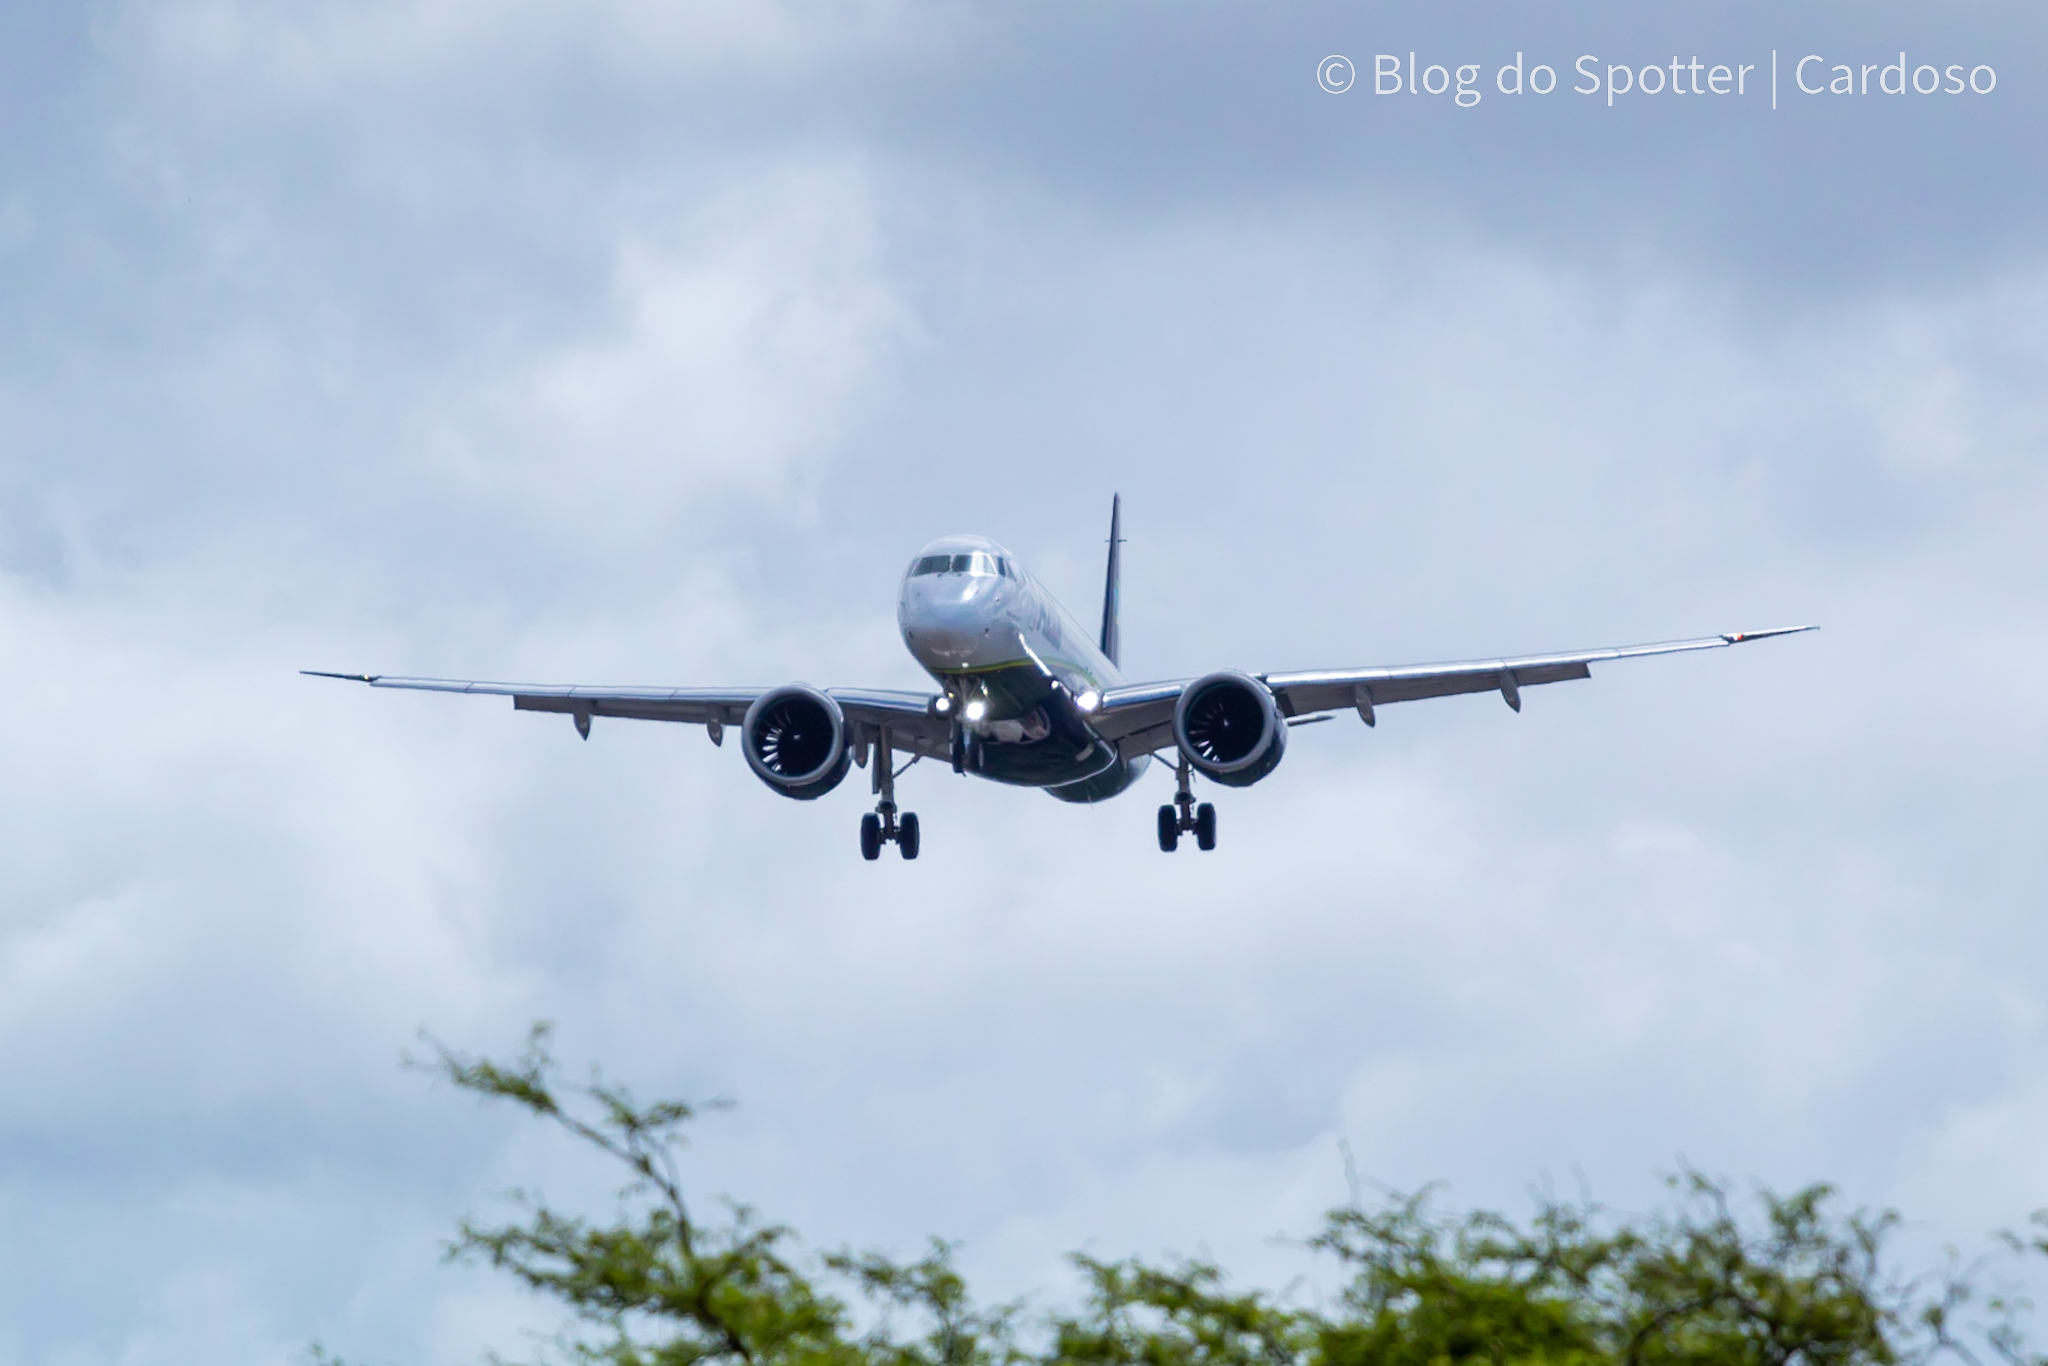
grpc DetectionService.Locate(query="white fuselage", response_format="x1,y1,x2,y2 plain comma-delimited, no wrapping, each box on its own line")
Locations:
896,535,1146,800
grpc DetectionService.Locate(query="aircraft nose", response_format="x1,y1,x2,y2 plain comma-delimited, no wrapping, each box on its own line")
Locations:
901,576,1012,666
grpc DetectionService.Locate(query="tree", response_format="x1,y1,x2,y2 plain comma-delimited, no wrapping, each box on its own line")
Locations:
315,1028,2047,1366
424,1026,857,1366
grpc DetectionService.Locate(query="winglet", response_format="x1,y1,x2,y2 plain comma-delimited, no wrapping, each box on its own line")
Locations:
302,670,380,683
1099,493,1122,668
1718,625,1818,645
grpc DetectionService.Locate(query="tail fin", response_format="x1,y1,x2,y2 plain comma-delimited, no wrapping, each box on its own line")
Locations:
1099,493,1122,667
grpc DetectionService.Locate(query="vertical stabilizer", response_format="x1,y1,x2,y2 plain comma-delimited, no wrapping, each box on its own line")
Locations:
1099,494,1122,667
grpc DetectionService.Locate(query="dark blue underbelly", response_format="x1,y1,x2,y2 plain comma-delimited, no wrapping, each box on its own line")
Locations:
1042,752,1151,803
946,663,1152,802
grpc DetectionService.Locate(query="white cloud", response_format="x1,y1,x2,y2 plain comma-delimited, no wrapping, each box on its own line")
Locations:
115,0,949,102
453,164,918,540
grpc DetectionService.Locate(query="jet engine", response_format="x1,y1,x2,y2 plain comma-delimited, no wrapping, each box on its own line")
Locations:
1172,671,1287,787
741,684,853,800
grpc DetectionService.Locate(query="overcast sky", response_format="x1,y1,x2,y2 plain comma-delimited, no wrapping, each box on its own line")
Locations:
2,2,2046,1362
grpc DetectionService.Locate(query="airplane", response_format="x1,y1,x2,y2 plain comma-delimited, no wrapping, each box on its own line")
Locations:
307,497,1813,860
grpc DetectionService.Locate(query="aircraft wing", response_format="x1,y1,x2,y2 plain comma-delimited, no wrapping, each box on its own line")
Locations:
301,673,950,755
1087,626,1816,757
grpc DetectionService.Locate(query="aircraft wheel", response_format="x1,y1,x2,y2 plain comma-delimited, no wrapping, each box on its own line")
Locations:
1157,804,1179,852
898,812,920,860
860,813,882,861
1194,802,1217,851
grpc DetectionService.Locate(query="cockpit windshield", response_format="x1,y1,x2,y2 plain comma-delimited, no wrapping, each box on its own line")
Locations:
910,552,1014,579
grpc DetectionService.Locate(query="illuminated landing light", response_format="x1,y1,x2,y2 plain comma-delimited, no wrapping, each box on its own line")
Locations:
934,695,953,715
1076,689,1101,713
964,698,988,722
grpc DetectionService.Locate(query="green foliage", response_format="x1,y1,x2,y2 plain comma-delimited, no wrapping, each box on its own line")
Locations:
825,1240,1024,1366
354,1028,2046,1366
424,1025,855,1366
1297,1174,1901,1366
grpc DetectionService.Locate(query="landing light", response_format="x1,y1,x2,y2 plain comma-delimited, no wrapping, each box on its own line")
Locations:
964,698,987,722
1076,689,1101,713
934,695,953,715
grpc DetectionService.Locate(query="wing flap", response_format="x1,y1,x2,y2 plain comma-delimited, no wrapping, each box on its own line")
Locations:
1263,630,1810,719
1092,626,1813,744
513,694,741,724
305,672,946,752
1116,720,1179,759
1274,661,1596,716
832,690,951,752
1089,681,1185,743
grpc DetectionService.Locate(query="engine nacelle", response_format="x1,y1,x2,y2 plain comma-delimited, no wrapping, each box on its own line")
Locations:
1172,671,1287,788
741,684,853,800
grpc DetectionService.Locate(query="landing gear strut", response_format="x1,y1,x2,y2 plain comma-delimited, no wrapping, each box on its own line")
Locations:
862,727,920,861
1157,752,1217,852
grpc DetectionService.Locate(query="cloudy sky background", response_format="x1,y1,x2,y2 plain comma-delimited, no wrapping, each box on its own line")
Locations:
2,1,2046,1361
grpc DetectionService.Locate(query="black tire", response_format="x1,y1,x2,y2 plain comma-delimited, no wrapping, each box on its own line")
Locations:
1157,804,1179,852
1194,802,1217,851
898,812,920,860
860,813,882,861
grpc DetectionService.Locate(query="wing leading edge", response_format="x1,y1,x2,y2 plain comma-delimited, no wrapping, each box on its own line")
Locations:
1088,625,1816,757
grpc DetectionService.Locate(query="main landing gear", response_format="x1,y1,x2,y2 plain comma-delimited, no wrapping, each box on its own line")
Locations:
1157,752,1217,853
861,728,920,861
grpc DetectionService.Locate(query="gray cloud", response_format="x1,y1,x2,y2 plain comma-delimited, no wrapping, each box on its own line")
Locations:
0,1,2044,1362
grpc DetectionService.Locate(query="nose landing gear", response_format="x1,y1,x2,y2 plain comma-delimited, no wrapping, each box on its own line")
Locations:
1157,752,1217,852
948,721,984,775
861,727,920,861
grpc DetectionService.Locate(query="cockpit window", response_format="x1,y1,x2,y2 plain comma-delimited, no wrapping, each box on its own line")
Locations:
911,552,1010,578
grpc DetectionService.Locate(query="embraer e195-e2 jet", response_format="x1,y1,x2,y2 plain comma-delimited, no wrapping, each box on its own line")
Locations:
309,498,1812,860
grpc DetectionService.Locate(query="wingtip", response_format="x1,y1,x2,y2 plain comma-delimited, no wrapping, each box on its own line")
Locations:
302,670,379,683
1719,625,1818,645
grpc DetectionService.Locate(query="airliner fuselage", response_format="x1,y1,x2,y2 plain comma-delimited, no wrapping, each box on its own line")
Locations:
897,534,1149,803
